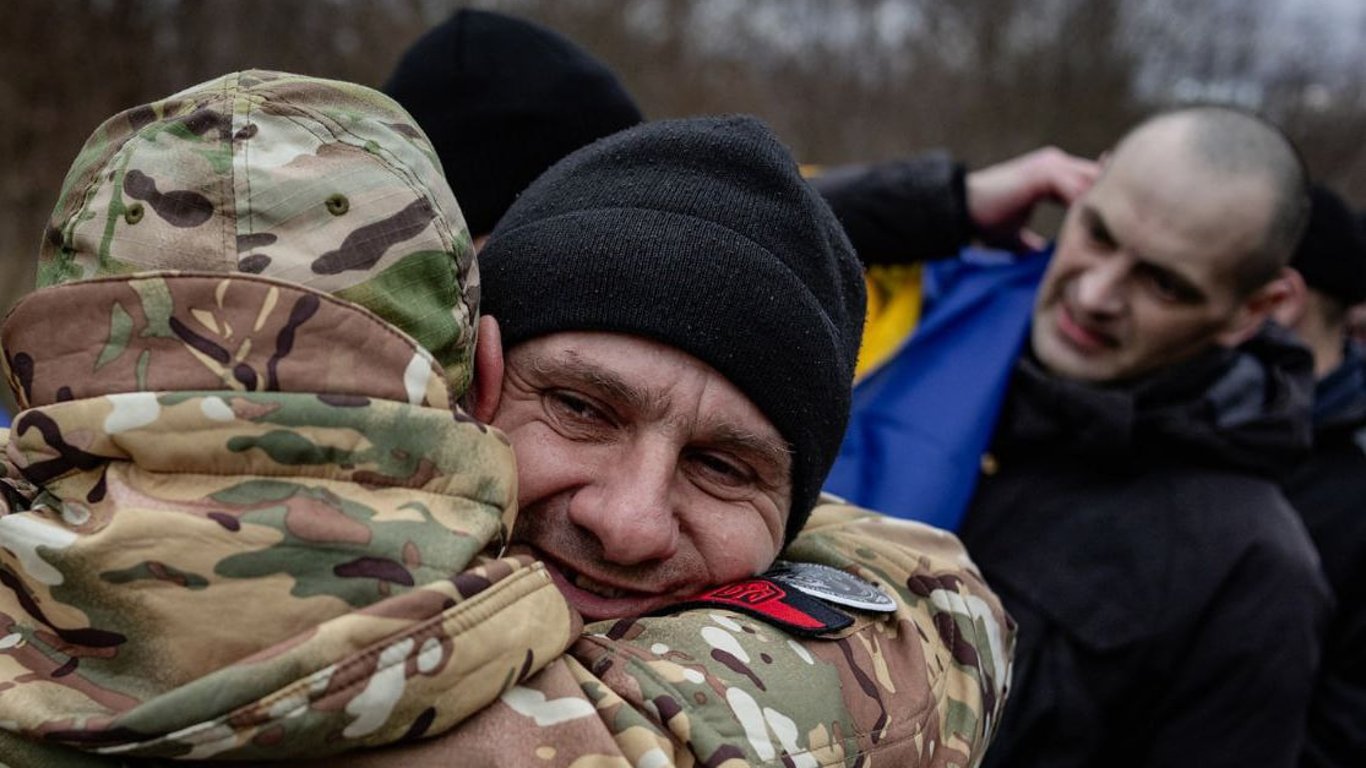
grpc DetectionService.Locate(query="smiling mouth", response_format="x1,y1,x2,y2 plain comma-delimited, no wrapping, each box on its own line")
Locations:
563,567,632,599
542,554,662,601
526,547,683,620
1056,304,1117,352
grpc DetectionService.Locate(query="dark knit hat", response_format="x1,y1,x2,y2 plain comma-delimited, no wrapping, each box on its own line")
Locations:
382,9,644,238
480,116,866,543
1293,185,1366,307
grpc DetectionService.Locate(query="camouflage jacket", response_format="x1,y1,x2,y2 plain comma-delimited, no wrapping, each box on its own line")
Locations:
0,275,1012,767
313,503,1014,768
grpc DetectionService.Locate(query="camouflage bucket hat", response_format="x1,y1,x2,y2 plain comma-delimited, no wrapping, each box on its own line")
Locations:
38,69,478,392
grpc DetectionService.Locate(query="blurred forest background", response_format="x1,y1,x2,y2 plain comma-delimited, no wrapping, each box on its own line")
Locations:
3,0,1365,414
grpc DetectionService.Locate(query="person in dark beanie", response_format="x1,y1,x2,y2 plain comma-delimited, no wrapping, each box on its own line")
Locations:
481,115,864,542
1271,184,1366,768
1278,184,1366,378
417,114,1012,766
383,8,644,243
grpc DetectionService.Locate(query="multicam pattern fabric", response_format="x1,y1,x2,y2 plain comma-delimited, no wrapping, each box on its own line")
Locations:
0,278,561,765
36,69,478,394
302,504,1012,768
568,504,1013,767
2,67,1010,768
0,281,1012,768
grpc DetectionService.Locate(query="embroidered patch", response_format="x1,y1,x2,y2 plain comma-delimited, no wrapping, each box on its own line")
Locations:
655,578,852,637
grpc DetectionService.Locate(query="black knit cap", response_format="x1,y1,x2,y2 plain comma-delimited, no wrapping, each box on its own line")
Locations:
480,116,866,544
382,9,644,237
1294,185,1366,307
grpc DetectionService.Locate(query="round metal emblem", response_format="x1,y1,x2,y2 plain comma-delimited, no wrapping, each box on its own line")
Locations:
765,561,897,612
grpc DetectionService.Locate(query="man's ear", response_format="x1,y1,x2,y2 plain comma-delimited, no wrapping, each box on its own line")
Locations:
468,315,503,422
1268,267,1309,330
1216,267,1296,347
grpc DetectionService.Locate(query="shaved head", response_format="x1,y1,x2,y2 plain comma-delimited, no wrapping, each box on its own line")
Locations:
1033,105,1311,382
1112,106,1310,295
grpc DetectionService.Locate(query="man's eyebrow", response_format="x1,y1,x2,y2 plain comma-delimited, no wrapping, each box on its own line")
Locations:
1140,261,1207,302
523,349,792,474
1077,204,1204,299
524,351,670,416
701,422,793,476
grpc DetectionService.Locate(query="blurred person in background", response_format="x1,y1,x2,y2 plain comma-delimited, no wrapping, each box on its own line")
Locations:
1350,301,1366,348
1348,211,1366,349
1271,184,1366,768
382,8,645,250
822,105,1332,768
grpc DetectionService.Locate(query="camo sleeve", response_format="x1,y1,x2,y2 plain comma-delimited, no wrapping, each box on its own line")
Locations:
559,501,1013,767
325,501,1013,767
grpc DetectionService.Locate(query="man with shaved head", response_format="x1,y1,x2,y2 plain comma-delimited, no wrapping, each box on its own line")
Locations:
950,106,1331,768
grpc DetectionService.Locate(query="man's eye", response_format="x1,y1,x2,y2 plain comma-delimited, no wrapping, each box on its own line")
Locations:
1149,274,1177,299
1144,269,1190,302
1085,222,1115,250
546,390,611,426
686,450,754,488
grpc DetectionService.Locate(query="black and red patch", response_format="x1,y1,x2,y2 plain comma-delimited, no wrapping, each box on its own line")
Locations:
654,577,852,637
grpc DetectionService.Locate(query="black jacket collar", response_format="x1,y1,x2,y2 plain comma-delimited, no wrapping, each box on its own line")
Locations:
997,324,1314,478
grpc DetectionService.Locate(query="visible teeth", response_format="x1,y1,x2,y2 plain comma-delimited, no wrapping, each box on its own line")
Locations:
570,571,628,599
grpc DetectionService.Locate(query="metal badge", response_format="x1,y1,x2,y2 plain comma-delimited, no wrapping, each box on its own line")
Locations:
764,561,897,613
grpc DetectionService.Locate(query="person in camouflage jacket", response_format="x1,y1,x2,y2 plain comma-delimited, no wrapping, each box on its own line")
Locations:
0,71,1011,767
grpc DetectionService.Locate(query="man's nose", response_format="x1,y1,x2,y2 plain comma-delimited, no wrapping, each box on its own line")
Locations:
1074,258,1127,316
568,442,680,566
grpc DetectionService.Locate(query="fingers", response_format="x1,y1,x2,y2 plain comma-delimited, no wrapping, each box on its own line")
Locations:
1020,147,1099,204
966,146,1098,252
1018,228,1047,252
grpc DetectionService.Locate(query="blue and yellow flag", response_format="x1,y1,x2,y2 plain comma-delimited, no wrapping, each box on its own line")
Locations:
826,247,1050,530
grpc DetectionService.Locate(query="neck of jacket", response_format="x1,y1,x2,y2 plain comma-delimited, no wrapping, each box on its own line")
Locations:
995,324,1315,479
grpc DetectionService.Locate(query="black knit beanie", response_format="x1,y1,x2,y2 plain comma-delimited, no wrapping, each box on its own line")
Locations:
382,9,644,237
480,116,866,544
1294,185,1366,307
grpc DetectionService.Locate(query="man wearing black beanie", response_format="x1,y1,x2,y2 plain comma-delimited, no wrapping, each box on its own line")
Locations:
475,113,863,615
383,9,644,242
481,115,865,544
1272,183,1366,768
410,114,1015,765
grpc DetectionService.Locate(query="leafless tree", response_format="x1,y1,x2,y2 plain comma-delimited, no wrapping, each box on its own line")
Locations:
3,0,1362,416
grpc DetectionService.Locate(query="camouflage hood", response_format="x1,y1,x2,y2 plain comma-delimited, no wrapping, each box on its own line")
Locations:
0,71,578,763
0,278,570,762
37,69,479,396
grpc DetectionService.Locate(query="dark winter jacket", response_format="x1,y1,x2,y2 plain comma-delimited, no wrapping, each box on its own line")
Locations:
1285,343,1366,768
961,327,1332,768
812,151,970,264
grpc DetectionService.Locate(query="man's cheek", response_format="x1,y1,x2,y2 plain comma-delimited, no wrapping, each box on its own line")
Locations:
714,529,781,578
